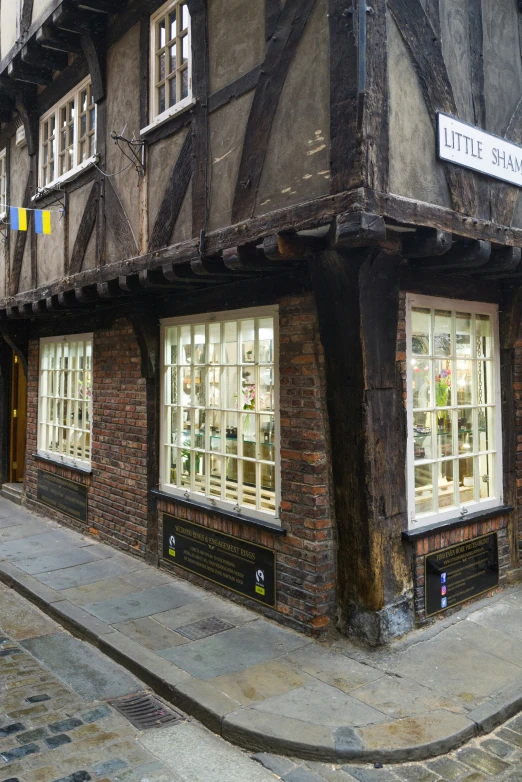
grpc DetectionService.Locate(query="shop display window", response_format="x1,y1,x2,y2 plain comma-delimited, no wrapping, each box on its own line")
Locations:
38,334,93,470
161,307,280,522
407,295,501,528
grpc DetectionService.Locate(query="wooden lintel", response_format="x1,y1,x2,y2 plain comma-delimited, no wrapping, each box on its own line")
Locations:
97,281,124,299
32,300,47,316
118,275,142,294
402,228,453,258
409,240,492,271
75,285,100,303
161,263,206,286
332,212,386,249
223,244,286,272
190,256,237,277
139,268,175,288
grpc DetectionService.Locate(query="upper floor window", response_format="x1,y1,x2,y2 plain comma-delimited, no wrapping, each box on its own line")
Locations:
160,307,280,522
0,148,6,220
39,77,96,189
38,334,93,471
407,294,502,529
149,0,192,127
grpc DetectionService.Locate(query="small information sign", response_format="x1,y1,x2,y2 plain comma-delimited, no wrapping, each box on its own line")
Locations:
425,532,498,617
37,470,88,522
162,514,276,607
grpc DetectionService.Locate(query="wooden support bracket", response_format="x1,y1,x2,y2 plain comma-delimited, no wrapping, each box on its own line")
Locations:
264,232,324,260
331,212,386,249
1,325,29,376
481,246,522,275
402,228,453,258
8,59,53,86
128,307,160,379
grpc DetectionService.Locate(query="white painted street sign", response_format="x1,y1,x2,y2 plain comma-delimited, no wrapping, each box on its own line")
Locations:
438,113,522,188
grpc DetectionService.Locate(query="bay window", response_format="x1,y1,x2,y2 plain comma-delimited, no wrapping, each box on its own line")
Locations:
38,335,93,470
161,308,280,522
406,295,502,528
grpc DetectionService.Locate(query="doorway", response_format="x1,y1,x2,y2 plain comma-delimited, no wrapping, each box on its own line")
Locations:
10,352,26,483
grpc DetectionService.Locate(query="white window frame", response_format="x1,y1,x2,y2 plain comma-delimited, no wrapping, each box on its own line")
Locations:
37,333,93,472
38,76,97,191
160,306,281,523
406,294,503,530
0,148,7,222
141,0,194,136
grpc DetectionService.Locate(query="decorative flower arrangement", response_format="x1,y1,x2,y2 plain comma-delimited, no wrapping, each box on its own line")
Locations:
242,384,256,410
435,369,451,407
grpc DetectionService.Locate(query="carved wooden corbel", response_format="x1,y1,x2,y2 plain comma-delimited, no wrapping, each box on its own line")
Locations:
128,307,160,380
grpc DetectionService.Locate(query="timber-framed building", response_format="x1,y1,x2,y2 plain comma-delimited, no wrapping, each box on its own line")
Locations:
0,0,521,644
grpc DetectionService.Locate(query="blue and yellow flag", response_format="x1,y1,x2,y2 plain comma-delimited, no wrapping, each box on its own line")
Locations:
34,210,51,235
10,207,27,231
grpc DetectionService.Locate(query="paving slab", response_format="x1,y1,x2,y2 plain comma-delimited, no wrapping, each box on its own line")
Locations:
350,674,464,719
157,621,310,679
153,594,257,629
112,617,189,650
209,659,313,706
0,522,55,542
21,632,142,700
466,600,522,642
139,720,280,782
0,531,91,560
283,647,384,694
83,583,201,623
36,558,133,590
391,629,522,709
254,681,387,728
59,577,143,607
0,584,58,640
14,546,107,575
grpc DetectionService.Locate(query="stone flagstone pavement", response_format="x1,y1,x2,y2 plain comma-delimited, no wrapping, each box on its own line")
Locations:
1,496,522,764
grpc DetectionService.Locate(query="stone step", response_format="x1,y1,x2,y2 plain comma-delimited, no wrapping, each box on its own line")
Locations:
1,483,23,505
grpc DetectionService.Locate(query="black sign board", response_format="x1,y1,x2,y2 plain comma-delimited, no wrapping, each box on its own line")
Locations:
37,470,88,523
425,532,498,617
162,514,276,607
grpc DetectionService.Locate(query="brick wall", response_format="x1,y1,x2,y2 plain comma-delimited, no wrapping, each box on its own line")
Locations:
514,338,522,564
398,290,512,624
157,292,337,636
25,318,149,556
24,295,337,636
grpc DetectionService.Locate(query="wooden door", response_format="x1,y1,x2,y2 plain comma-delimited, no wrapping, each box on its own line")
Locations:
10,353,27,483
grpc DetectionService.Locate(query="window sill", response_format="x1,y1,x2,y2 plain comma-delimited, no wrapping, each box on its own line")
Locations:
401,504,514,541
151,488,287,536
34,452,92,476
140,97,196,138
32,156,98,201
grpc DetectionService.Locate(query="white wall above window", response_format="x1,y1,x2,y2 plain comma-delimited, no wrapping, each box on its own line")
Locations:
406,294,502,530
39,77,96,191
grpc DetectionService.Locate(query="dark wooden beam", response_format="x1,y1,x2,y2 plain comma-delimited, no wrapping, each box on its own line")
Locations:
128,306,160,379
388,0,476,215
482,246,522,275
10,172,32,295
223,244,290,272
409,239,491,271
208,66,261,114
148,131,192,252
331,211,386,249
80,28,106,102
8,59,53,86
21,42,69,71
69,182,99,274
21,0,35,38
36,25,82,54
402,228,453,258
265,0,281,41
189,0,209,236
17,84,39,156
231,0,317,223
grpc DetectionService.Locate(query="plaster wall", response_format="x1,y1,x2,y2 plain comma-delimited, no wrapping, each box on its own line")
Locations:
255,0,330,215
32,0,51,24
37,223,64,287
207,0,265,94
68,184,96,271
387,13,451,208
1,3,16,63
439,0,474,124
105,23,141,263
147,129,189,234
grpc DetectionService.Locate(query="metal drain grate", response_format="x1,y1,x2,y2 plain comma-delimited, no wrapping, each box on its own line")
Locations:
109,691,184,730
176,616,235,640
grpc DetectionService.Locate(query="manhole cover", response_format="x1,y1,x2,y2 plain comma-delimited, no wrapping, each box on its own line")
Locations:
109,691,184,730
176,616,235,640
